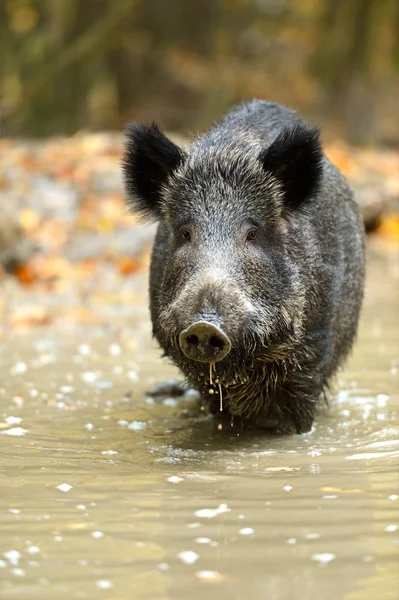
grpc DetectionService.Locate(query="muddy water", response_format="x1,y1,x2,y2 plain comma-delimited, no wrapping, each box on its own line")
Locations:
1,247,398,600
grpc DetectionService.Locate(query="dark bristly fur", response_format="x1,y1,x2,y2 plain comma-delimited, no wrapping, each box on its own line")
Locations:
123,122,186,221
123,100,365,434
259,124,323,209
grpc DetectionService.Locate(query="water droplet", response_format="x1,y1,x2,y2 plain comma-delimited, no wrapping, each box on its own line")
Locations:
168,476,183,484
96,580,113,589
311,553,336,564
91,531,104,539
56,483,72,493
127,421,146,431
239,527,254,535
0,428,27,437
177,550,199,565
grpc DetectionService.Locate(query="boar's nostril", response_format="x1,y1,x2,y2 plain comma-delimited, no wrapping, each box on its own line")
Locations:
179,321,232,363
186,334,199,347
209,335,224,351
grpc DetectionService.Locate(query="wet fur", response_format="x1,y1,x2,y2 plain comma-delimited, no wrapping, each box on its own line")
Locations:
123,100,365,434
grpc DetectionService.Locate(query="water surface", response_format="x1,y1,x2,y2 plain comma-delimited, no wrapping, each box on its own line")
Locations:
1,247,398,599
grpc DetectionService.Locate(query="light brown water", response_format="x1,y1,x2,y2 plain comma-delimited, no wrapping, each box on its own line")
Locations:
1,246,398,600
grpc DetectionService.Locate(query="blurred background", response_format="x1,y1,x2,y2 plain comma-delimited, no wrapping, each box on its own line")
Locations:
2,0,399,143
0,0,398,332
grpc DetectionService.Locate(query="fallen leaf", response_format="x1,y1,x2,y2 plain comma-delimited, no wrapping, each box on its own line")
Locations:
9,305,52,329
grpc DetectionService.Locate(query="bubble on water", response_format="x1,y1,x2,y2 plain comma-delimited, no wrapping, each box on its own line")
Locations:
168,476,183,483
376,393,389,407
96,580,113,589
311,553,336,564
78,344,91,356
1,428,27,436
195,570,223,581
26,546,40,555
3,550,21,566
309,449,322,457
283,485,293,492
127,421,146,431
11,362,27,375
91,531,104,539
5,416,22,425
109,343,121,356
54,535,63,542
195,537,212,544
56,483,72,493
239,527,254,535
127,370,138,382
117,419,129,427
286,538,297,545
310,464,321,475
101,450,118,455
112,365,123,375
8,508,21,515
187,523,201,528
82,371,100,384
158,562,170,571
84,423,94,431
376,413,386,421
323,495,338,500
389,495,398,501
12,568,25,577
0,560,6,568
60,385,74,394
195,504,231,518
177,550,199,565
12,395,24,407
384,524,398,533
76,504,86,510
305,532,321,540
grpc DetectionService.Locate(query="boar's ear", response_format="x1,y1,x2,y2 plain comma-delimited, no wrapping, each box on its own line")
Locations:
259,124,323,209
123,122,186,220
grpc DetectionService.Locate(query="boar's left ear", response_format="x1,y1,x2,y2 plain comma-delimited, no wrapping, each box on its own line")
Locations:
123,122,186,221
259,124,323,209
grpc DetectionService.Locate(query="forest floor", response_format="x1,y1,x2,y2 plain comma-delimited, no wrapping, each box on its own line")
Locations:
0,133,398,335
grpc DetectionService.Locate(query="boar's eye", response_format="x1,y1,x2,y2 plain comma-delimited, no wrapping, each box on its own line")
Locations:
246,228,258,241
182,229,191,242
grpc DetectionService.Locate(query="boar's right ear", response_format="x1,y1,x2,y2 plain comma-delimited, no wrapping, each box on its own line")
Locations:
123,123,186,221
259,124,323,210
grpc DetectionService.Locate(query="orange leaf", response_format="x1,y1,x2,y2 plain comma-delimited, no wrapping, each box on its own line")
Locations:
377,214,399,240
9,306,52,329
14,264,35,285
118,256,141,276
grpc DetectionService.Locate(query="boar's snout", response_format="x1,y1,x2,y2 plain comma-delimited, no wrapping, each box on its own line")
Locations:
179,321,231,363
